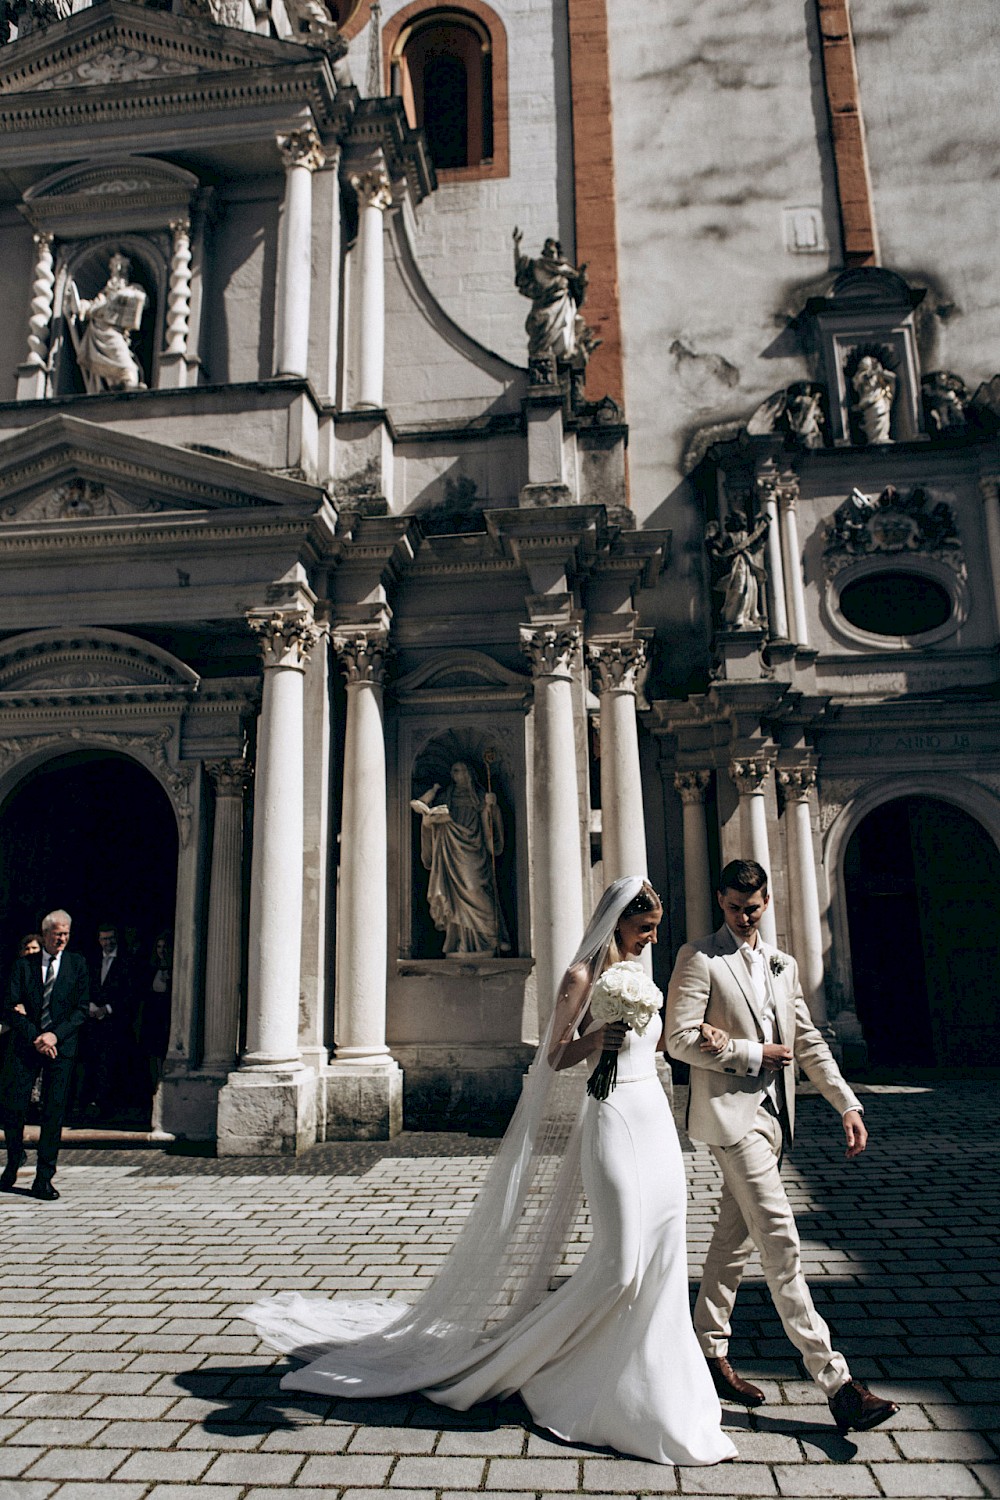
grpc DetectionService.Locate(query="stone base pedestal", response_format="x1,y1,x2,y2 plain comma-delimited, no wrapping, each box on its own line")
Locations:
323,1062,403,1141
158,1072,221,1141
216,1068,318,1156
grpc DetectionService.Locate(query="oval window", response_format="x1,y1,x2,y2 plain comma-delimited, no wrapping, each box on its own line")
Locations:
839,572,952,636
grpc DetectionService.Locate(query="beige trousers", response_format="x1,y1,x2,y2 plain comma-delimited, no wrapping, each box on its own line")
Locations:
693,1103,850,1396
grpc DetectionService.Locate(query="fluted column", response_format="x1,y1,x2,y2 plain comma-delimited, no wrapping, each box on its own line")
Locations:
778,472,809,646
979,477,1000,636
17,231,55,401
350,167,392,408
675,771,713,940
274,128,326,379
756,458,789,641
521,622,586,1028
728,757,778,946
241,606,320,1068
332,629,392,1064
778,765,827,1027
587,638,648,884
202,759,251,1070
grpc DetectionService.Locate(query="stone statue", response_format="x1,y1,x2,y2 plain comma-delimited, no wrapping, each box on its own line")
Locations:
63,253,147,394
705,509,769,630
785,384,826,448
512,227,594,375
922,370,968,434
411,760,509,956
850,354,896,444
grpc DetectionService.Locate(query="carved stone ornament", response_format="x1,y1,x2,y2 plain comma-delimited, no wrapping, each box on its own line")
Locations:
705,510,769,631
2,480,166,525
0,727,193,845
206,758,253,796
777,765,818,801
277,129,327,173
333,630,390,687
674,769,710,805
587,638,646,695
519,622,581,679
747,382,829,449
350,168,393,211
247,610,321,672
37,46,192,90
921,370,969,435
729,757,773,796
824,484,963,577
817,776,864,834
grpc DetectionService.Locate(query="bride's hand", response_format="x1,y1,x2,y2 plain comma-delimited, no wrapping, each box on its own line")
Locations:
699,1023,730,1056
600,1020,628,1053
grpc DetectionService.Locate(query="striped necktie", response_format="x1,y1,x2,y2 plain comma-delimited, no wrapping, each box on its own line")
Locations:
40,955,57,1031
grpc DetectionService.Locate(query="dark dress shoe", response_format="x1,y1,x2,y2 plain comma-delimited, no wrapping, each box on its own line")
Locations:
829,1378,899,1434
29,1179,60,1201
706,1355,766,1407
0,1168,17,1192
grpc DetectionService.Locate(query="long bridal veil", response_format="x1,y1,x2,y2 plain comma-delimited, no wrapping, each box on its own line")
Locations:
243,876,645,1397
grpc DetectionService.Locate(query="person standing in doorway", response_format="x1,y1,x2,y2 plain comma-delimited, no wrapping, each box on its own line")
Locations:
666,860,899,1436
1,909,90,1200
75,922,134,1122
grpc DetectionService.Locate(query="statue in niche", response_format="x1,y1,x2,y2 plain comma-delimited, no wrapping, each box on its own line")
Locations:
922,370,968,434
411,760,510,956
512,227,596,379
850,353,896,444
705,509,769,630
63,253,148,394
785,384,826,448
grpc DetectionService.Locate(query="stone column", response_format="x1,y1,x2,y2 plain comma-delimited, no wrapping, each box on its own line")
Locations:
217,584,320,1155
778,473,809,647
350,167,392,408
159,218,193,389
587,638,648,884
521,622,586,1029
674,771,713,940
756,458,789,641
274,128,326,379
728,757,778,946
201,759,251,1071
979,478,1000,635
16,231,54,402
326,627,402,1139
778,765,828,1027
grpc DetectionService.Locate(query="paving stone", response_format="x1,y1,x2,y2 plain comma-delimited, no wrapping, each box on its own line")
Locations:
971,1465,1000,1497
771,1465,878,1494
678,1463,778,1493
202,1453,304,1484
259,1426,355,1453
392,1456,487,1487
872,1463,985,1496
22,1451,130,1480
112,1453,213,1482
0,1455,45,1480
582,1457,676,1490
296,1454,393,1485
347,1427,438,1453
0,1484,57,1500
895,1431,998,1461
45,1486,147,1500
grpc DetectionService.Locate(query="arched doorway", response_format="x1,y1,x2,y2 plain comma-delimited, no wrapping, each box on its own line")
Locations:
844,795,1000,1068
0,750,179,1125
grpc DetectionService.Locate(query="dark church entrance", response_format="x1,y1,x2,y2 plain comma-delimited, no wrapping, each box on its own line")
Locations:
844,795,1000,1070
0,750,178,1127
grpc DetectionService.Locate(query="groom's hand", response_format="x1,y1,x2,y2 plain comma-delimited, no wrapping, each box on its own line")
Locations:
843,1109,868,1159
761,1043,793,1071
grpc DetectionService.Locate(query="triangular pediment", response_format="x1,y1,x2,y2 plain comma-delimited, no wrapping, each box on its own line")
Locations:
0,414,327,521
0,0,331,97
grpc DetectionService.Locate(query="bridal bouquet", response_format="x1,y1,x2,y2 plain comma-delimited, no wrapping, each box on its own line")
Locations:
586,961,663,1100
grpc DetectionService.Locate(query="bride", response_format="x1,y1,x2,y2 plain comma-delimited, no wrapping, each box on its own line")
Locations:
243,877,737,1466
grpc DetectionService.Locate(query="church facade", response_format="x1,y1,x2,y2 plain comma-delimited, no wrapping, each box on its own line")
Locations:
0,0,996,1152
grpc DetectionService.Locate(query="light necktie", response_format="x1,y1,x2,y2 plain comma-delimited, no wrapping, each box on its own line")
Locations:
40,955,57,1032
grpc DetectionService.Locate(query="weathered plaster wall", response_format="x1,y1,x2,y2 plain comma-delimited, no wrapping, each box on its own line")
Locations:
851,0,1000,384
606,0,840,526
206,187,280,385
348,0,572,366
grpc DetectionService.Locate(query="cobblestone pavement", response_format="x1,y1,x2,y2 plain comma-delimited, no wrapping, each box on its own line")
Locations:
2,1082,998,1500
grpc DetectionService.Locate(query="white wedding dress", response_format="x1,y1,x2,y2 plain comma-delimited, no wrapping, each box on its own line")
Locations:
252,1007,735,1467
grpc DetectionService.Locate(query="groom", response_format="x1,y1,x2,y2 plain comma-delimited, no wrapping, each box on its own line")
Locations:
666,859,898,1435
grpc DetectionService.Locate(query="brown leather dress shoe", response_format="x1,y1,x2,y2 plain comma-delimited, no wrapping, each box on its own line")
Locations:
706,1355,766,1407
829,1378,899,1434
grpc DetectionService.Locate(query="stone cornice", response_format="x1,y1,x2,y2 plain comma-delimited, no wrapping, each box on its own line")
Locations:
341,94,435,204
0,507,335,559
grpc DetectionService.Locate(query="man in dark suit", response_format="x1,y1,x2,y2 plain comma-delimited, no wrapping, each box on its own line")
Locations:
1,908,90,1200
74,921,134,1121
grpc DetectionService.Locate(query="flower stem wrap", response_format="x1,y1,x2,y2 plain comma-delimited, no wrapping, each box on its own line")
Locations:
585,961,663,1101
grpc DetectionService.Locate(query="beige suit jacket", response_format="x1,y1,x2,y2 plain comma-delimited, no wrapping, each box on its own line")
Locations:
666,925,861,1147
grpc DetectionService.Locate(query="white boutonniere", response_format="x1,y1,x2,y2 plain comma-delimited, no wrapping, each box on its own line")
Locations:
769,954,788,977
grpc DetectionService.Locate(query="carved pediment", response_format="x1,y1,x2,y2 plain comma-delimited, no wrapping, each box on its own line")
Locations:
394,650,530,707
1,480,183,525
0,627,199,698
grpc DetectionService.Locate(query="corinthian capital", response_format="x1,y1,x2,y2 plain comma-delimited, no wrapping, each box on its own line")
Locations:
206,758,253,796
350,168,393,211
277,128,327,172
776,470,801,512
520,622,581,679
777,765,818,801
587,638,646,696
247,608,321,671
674,770,710,805
332,628,390,687
729,756,773,797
